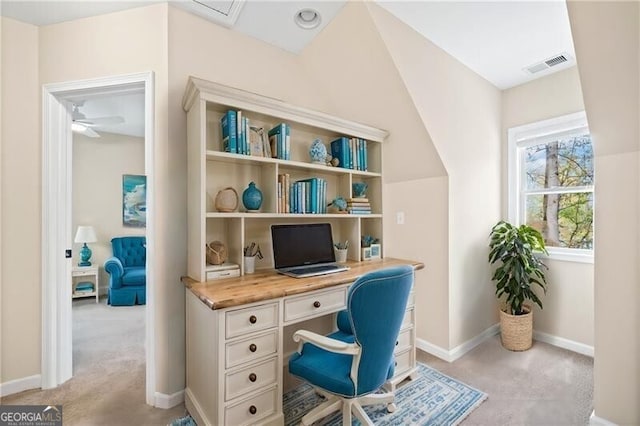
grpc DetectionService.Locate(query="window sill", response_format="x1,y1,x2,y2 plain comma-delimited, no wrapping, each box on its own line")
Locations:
541,248,594,264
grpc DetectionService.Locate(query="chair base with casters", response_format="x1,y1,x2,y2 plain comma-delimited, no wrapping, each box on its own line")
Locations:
288,265,414,426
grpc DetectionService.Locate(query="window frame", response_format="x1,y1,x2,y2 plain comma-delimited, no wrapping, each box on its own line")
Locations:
508,111,594,263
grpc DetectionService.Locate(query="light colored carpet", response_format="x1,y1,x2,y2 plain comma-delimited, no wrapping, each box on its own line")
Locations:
418,335,594,425
1,297,187,425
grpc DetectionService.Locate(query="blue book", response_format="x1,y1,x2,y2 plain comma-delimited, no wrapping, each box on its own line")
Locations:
299,178,318,213
269,124,288,159
363,139,368,171
220,110,237,153
330,137,350,169
285,124,291,160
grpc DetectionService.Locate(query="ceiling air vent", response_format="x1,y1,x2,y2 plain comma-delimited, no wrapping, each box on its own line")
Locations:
174,0,245,28
524,52,573,75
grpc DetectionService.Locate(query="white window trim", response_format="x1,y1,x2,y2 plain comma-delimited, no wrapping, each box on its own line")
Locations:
508,111,594,264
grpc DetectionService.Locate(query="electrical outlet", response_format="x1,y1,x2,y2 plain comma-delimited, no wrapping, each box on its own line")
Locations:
396,211,405,225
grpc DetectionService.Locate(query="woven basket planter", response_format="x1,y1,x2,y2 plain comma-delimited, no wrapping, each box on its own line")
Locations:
499,306,532,351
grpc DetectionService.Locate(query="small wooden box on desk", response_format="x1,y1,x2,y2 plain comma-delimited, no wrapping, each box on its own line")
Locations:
182,258,424,426
72,266,99,303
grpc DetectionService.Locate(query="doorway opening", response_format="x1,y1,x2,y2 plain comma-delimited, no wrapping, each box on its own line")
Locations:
41,72,156,406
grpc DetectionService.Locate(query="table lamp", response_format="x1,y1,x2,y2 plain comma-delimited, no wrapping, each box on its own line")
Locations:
74,225,97,267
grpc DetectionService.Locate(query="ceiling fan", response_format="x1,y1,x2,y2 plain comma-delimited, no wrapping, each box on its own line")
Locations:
71,102,124,138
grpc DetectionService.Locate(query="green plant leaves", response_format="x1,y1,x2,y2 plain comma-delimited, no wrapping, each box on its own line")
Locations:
488,220,548,315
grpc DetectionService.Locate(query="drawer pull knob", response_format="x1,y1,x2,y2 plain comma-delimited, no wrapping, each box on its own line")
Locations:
395,361,398,367
395,341,399,346
249,315,257,324
249,373,257,382
249,405,257,415
313,301,321,308
249,343,257,352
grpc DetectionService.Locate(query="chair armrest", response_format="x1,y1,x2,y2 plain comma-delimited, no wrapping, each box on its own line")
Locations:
293,330,360,356
104,257,124,288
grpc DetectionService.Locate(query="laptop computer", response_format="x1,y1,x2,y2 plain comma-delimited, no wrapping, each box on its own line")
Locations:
271,223,350,278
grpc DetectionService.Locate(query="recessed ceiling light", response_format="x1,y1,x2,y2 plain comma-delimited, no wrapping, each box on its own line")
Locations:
294,8,321,30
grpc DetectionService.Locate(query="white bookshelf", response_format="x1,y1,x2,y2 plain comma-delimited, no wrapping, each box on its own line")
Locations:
182,77,388,281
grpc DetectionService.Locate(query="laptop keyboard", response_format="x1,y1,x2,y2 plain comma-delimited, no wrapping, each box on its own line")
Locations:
288,264,341,275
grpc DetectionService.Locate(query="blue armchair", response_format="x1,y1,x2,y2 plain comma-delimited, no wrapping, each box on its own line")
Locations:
288,265,414,425
105,236,146,306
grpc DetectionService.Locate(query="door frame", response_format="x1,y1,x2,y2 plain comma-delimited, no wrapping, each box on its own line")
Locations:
41,71,156,406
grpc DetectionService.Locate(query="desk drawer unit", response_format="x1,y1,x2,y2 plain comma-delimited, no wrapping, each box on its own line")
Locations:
207,269,240,281
395,327,412,354
225,385,278,426
225,357,278,401
284,286,348,323
394,348,413,376
226,302,279,339
226,329,278,369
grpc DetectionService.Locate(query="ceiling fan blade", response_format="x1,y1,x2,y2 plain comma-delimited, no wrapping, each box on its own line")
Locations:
76,116,125,126
72,122,100,138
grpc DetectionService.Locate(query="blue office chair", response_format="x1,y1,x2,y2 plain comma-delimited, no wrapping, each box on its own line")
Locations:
288,265,414,425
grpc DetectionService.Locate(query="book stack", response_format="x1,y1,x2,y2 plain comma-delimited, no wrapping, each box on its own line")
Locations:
74,281,94,295
347,198,371,215
220,110,271,157
330,137,368,171
277,175,327,214
276,173,291,213
268,123,291,160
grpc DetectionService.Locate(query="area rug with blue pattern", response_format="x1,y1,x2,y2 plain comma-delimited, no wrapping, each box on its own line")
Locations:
283,363,487,426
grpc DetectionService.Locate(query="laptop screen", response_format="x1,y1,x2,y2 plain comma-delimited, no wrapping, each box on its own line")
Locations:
271,223,336,269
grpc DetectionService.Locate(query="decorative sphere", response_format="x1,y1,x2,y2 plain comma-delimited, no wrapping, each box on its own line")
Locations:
309,139,328,164
242,182,263,211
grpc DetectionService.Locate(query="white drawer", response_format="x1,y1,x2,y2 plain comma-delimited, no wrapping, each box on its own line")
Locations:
401,309,414,330
394,328,412,354
394,348,413,376
284,286,347,323
207,269,240,281
225,385,277,426
225,357,278,402
226,330,278,369
226,302,279,339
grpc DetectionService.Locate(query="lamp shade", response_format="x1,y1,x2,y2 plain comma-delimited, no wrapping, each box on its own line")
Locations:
74,226,97,243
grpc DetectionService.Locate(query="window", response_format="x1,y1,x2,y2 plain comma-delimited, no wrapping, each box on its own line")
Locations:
508,111,594,262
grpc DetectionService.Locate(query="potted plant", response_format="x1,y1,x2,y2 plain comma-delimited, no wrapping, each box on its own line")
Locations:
488,220,548,351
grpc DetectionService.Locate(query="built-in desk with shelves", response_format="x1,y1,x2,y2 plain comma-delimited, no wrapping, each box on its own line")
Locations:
182,258,424,426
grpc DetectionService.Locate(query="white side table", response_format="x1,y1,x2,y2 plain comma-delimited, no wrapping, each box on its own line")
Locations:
72,266,99,303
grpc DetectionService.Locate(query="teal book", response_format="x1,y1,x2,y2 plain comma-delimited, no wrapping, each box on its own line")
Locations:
330,137,350,169
285,124,291,160
299,178,318,213
363,139,368,171
269,124,288,159
220,110,237,153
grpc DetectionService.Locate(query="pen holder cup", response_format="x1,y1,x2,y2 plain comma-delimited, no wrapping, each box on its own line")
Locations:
334,248,348,263
244,256,256,274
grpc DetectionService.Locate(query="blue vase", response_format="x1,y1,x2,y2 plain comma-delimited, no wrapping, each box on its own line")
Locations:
309,139,327,164
242,182,263,211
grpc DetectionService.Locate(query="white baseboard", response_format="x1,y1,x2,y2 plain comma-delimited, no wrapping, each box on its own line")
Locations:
590,410,618,426
0,374,41,397
155,389,184,409
533,330,594,357
416,324,500,362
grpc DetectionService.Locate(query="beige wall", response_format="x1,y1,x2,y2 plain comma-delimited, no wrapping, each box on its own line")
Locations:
38,3,182,394
368,4,502,349
297,2,450,348
1,17,41,383
502,67,594,348
73,133,145,291
568,1,640,423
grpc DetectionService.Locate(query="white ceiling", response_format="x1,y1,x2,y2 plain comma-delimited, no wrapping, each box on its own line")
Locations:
1,0,576,136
